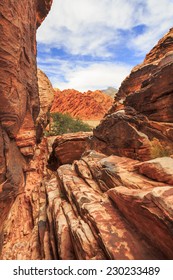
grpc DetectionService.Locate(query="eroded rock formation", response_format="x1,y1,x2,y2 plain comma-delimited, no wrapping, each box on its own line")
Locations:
36,68,55,141
94,28,173,160
1,0,173,260
0,0,53,256
51,89,113,120
5,148,172,260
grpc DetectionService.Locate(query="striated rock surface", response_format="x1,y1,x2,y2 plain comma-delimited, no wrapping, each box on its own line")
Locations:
0,0,52,256
4,149,172,260
52,151,173,260
1,138,50,260
36,68,54,141
51,89,113,120
94,28,173,160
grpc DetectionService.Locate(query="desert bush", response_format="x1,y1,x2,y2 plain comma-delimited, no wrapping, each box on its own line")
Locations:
45,112,92,136
150,138,173,158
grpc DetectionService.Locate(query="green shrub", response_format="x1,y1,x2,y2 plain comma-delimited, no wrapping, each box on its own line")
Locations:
45,112,92,136
150,138,173,158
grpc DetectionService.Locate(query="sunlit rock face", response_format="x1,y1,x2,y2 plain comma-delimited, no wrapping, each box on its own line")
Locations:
51,89,113,121
94,28,173,161
0,0,53,250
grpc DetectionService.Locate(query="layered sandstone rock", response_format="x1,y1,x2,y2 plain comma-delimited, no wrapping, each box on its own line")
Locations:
94,28,173,160
36,68,54,141
51,89,113,120
51,151,172,260
135,157,173,185
1,138,50,260
0,0,52,256
5,149,171,260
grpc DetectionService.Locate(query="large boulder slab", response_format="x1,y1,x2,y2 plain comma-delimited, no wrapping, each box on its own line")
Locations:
135,157,173,185
48,132,92,168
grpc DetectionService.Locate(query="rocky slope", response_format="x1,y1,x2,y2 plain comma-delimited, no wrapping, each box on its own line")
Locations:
1,0,173,260
51,89,113,120
45,151,173,260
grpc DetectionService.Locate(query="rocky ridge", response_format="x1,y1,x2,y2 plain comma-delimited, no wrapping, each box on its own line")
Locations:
94,28,173,161
51,89,113,120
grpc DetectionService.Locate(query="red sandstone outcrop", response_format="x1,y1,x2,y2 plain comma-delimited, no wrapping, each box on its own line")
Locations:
48,150,173,260
0,0,53,255
135,157,173,185
51,89,113,120
94,28,173,160
3,146,173,259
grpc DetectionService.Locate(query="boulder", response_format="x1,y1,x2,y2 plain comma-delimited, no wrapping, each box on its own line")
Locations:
48,132,92,168
135,157,173,185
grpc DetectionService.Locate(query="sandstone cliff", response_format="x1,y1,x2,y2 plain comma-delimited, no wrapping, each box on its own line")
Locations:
94,28,173,161
0,0,53,256
51,89,113,120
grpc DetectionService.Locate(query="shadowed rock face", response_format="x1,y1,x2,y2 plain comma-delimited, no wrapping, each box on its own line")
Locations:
94,28,173,160
36,0,53,27
0,0,52,241
36,69,54,142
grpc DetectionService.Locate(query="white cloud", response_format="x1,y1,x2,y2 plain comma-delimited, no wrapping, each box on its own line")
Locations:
38,56,132,92
37,0,139,57
37,0,173,57
37,0,173,91
58,63,131,92
129,0,173,55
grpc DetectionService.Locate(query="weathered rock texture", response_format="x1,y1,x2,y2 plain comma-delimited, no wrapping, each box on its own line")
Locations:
94,28,173,160
4,148,173,260
51,89,113,120
50,151,173,260
0,0,52,256
1,1,173,261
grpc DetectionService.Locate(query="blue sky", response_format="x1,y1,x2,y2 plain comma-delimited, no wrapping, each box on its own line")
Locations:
37,0,173,92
